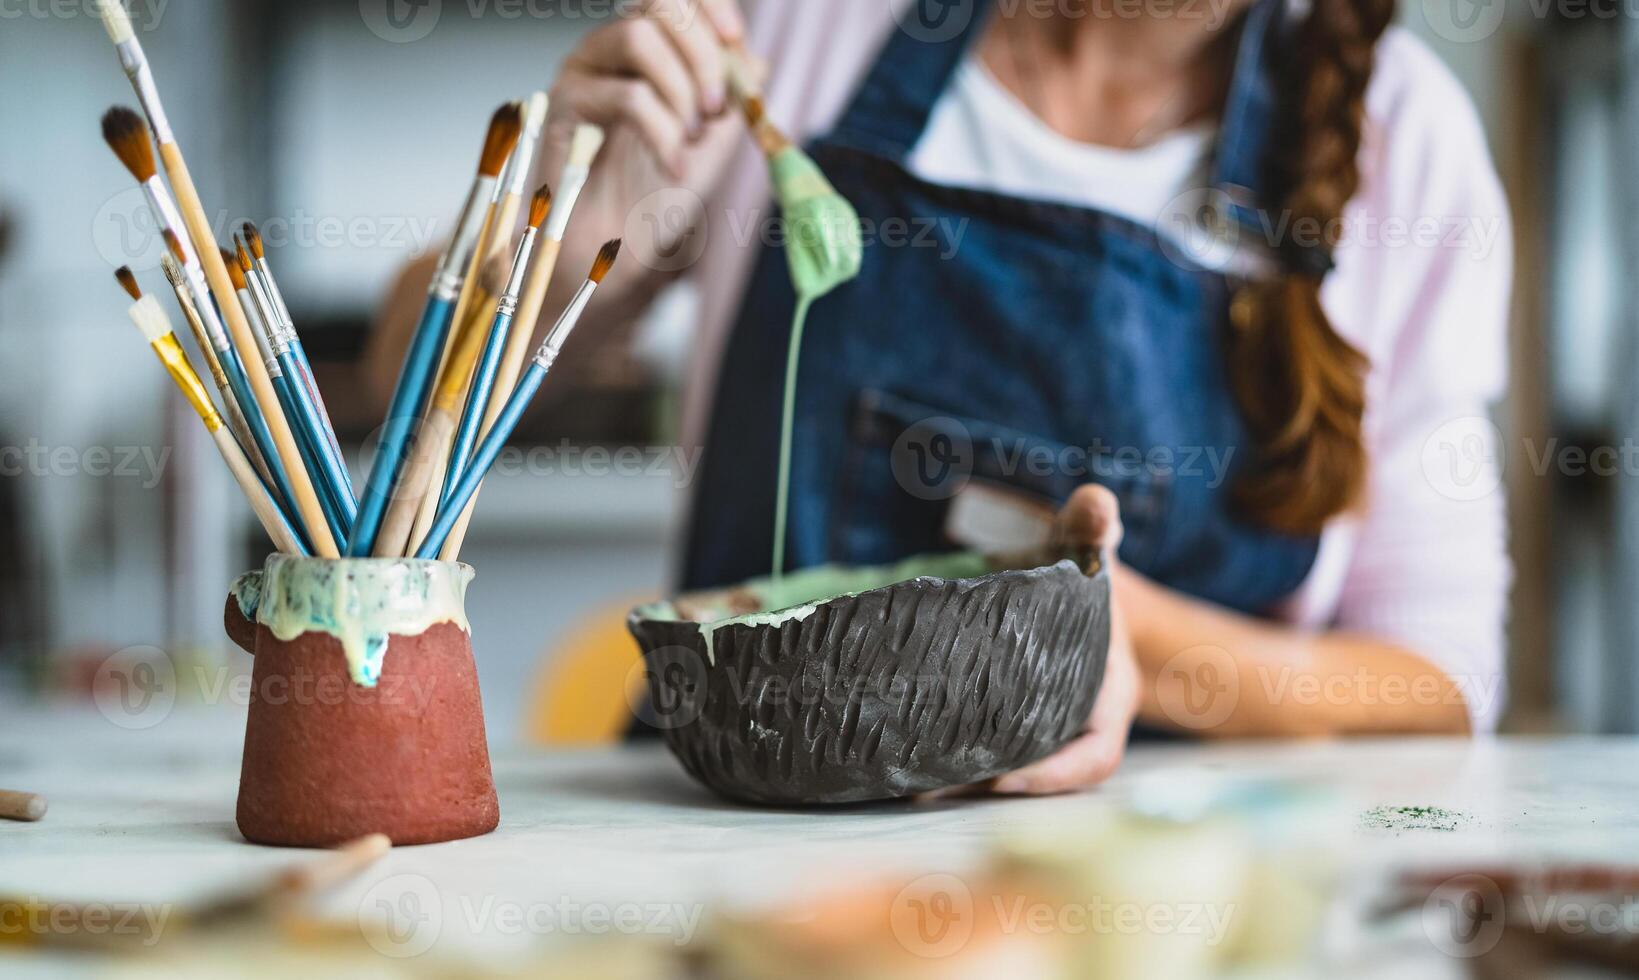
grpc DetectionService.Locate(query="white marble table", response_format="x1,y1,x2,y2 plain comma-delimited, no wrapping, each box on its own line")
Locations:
3,705,1637,976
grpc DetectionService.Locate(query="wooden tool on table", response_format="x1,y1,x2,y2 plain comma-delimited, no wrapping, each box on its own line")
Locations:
0,790,45,822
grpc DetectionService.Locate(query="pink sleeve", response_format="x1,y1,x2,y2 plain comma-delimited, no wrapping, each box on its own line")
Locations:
1304,32,1514,732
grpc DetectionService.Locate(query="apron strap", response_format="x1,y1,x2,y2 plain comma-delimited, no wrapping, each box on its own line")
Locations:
825,0,995,161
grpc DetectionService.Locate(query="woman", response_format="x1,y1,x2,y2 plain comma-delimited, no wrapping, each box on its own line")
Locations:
504,0,1511,790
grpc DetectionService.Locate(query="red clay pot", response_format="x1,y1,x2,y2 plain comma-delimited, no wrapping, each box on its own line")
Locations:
225,557,498,847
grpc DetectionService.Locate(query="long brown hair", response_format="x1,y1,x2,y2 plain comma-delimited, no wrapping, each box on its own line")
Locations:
1226,0,1394,535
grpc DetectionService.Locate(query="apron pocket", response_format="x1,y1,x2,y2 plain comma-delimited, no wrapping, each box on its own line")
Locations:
836,389,1169,568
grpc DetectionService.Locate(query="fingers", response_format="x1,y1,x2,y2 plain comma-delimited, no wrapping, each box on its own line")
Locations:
1059,484,1125,567
578,17,702,130
992,626,1140,797
554,70,688,176
646,0,729,118
695,0,746,43
991,725,1127,796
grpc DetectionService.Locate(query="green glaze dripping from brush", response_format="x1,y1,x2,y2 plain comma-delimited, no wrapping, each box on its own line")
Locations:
768,146,862,583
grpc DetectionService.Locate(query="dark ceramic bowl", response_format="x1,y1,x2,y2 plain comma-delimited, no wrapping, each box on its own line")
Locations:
628,560,1110,806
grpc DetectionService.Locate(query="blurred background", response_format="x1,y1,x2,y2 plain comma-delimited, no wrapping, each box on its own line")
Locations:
0,1,1629,737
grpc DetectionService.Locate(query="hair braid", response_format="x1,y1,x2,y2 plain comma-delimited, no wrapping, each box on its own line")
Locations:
1226,0,1394,534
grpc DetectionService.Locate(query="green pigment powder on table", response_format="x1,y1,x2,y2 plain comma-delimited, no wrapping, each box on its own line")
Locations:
1359,805,1472,833
767,146,863,584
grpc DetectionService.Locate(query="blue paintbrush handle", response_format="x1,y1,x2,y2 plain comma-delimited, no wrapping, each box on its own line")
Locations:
416,362,546,560
273,357,351,544
349,294,456,556
289,343,354,499
278,350,356,520
441,308,515,507
219,345,310,552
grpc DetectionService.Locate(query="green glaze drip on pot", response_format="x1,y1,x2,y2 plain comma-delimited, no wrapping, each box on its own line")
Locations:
235,556,474,687
766,147,862,584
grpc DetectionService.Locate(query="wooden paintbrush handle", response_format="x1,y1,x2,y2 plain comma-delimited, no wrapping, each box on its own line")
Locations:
275,833,391,897
214,428,304,555
159,143,339,557
0,790,46,822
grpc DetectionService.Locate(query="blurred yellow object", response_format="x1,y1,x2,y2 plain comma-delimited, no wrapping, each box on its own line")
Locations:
525,599,649,745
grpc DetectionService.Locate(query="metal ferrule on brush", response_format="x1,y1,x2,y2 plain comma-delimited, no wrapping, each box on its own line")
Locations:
150,334,220,430
241,290,284,376
498,228,538,318
180,261,233,354
535,279,596,367
140,181,189,257
431,176,498,300
247,265,294,350
255,257,295,328
116,44,174,146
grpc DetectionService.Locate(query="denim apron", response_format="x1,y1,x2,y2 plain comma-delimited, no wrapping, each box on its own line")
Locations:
682,0,1320,616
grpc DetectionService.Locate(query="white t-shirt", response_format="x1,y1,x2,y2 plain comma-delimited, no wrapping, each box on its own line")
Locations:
910,57,1216,230
683,2,1514,730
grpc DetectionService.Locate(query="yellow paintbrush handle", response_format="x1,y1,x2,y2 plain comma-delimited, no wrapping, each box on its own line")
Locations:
159,142,338,558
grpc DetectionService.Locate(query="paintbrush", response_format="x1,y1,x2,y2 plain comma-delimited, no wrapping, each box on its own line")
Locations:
375,253,509,557
95,4,336,558
159,255,273,493
418,240,620,559
349,103,523,556
0,790,45,823
722,50,862,301
230,242,351,546
441,184,553,507
123,270,306,555
242,220,349,495
438,124,605,560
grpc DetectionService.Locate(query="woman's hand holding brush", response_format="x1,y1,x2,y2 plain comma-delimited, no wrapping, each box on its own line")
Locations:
542,0,750,302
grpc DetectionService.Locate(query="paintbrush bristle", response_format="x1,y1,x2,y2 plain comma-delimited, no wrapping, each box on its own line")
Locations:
528,184,552,229
96,0,135,45
128,295,171,344
523,92,549,133
222,247,247,290
160,254,185,290
162,228,187,265
101,106,155,182
568,124,606,170
114,266,141,300
479,103,524,179
242,221,265,260
589,239,621,284
743,95,767,127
